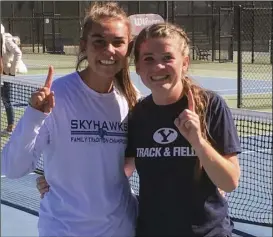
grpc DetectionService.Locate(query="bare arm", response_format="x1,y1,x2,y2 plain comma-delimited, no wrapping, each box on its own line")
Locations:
175,90,241,193
124,157,135,178
193,139,240,192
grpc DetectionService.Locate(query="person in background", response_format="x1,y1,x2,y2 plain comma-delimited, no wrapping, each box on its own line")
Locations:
1,23,16,136
1,24,23,76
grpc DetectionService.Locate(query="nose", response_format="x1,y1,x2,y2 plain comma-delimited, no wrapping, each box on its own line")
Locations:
154,63,166,71
104,43,115,55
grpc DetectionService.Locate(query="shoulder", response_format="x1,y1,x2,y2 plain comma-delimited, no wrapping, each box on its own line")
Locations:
207,91,229,113
49,71,81,108
134,94,153,112
128,94,153,122
51,71,79,94
205,90,232,120
205,91,241,155
205,90,237,134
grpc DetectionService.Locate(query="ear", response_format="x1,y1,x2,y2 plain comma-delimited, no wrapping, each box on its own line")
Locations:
79,38,86,53
182,55,189,74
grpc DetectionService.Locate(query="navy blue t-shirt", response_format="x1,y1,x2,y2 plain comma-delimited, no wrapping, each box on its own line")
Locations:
126,91,241,237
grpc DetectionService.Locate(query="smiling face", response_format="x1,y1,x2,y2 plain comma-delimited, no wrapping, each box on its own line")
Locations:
81,17,130,80
136,36,189,99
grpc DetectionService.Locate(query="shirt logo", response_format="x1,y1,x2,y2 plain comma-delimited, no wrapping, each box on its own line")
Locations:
70,119,127,144
153,128,178,144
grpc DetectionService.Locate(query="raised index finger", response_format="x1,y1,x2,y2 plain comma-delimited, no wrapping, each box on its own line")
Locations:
44,66,54,88
187,89,195,112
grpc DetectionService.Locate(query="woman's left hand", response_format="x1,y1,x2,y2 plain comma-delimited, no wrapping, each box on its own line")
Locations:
174,90,203,147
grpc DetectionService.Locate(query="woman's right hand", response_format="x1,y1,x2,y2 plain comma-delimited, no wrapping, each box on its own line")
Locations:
29,66,55,113
36,175,50,199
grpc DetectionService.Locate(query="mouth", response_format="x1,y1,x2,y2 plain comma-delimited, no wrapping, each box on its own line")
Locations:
99,60,116,65
150,75,170,81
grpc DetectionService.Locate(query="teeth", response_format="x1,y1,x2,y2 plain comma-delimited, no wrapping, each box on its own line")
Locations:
151,75,169,81
100,60,115,65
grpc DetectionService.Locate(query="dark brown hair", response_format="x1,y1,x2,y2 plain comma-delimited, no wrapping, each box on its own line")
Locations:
134,22,210,181
76,1,137,110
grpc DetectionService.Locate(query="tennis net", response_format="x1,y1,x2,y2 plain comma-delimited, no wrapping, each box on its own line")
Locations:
1,77,272,227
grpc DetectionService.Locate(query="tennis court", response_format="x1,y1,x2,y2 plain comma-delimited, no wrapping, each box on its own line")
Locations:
1,72,272,237
2,70,272,96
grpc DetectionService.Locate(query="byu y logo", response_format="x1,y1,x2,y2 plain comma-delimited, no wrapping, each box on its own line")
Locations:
153,128,178,144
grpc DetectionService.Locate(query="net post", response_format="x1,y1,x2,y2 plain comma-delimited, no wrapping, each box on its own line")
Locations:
237,5,242,108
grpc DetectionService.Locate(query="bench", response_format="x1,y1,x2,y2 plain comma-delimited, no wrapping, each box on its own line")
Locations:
191,45,211,60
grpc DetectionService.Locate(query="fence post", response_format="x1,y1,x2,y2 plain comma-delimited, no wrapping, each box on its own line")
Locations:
171,1,176,24
32,9,35,53
42,1,45,53
218,7,221,62
191,2,195,59
237,5,242,108
137,1,141,14
211,2,215,61
52,1,56,53
251,2,255,64
271,1,273,64
164,1,169,21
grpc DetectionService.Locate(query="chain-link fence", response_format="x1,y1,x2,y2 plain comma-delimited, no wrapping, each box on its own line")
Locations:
1,2,272,109
2,2,272,65
0,1,239,63
1,16,81,55
237,6,273,109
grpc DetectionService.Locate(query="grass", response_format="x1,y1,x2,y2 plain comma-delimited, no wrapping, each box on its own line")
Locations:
224,95,272,112
223,95,272,137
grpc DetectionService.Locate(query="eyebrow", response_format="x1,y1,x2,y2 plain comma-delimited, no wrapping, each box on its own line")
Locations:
90,33,125,40
142,53,153,56
142,52,172,56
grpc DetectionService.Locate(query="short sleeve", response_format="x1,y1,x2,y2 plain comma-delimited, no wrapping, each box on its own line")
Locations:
207,93,242,156
125,96,146,158
125,110,137,158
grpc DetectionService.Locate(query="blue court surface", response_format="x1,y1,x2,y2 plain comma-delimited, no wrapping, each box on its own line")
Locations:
3,71,272,97
1,172,272,237
1,72,272,236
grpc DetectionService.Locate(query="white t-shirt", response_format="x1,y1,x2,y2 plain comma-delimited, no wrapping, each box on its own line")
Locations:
2,72,138,236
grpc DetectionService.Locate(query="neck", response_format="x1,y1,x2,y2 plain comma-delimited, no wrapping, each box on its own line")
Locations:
152,82,184,105
79,67,114,93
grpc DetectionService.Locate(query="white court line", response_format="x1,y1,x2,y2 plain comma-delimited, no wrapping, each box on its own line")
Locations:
190,74,272,83
242,149,272,154
190,74,237,80
1,172,36,178
215,86,272,92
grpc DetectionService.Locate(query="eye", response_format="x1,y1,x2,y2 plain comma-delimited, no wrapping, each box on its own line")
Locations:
92,39,106,47
163,55,173,61
112,40,125,47
143,56,154,62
